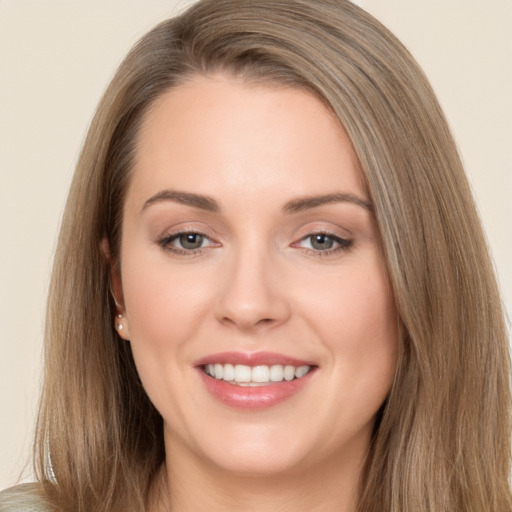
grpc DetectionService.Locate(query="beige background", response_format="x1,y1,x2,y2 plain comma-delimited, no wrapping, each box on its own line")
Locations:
1,0,511,489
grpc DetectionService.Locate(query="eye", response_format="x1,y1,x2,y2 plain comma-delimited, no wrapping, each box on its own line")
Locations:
175,232,207,250
157,231,215,254
296,232,352,254
308,234,336,251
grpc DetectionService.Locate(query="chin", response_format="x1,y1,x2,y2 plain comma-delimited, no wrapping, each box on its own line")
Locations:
166,417,320,477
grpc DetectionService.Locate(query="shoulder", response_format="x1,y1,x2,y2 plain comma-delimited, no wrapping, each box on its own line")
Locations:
0,484,50,512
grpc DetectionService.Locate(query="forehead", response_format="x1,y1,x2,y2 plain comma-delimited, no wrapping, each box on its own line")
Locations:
127,75,366,209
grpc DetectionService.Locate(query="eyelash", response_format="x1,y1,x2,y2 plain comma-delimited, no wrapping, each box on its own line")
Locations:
157,230,213,256
293,232,353,257
157,231,353,257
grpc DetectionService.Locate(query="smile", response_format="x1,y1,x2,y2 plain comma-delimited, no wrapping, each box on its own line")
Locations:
203,363,312,386
196,352,317,409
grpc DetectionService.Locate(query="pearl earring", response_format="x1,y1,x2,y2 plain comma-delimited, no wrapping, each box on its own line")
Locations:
116,314,123,331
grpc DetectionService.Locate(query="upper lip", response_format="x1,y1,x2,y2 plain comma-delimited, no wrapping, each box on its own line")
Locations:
194,351,316,367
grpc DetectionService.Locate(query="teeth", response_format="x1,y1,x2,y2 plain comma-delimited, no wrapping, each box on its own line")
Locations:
223,363,235,381
205,363,312,384
234,364,251,382
214,364,223,380
270,365,284,382
251,365,270,383
295,366,309,378
284,365,295,381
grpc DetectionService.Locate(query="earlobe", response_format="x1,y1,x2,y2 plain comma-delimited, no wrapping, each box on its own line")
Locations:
115,312,131,340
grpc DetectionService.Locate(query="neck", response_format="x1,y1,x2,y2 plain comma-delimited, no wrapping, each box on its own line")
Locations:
151,437,366,512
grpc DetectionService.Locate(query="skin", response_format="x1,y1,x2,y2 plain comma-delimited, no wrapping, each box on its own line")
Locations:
112,75,398,512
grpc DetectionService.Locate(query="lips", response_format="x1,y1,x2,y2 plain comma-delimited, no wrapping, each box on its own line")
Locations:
195,352,317,409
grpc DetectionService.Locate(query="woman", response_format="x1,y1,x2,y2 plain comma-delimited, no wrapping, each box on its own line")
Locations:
1,0,510,511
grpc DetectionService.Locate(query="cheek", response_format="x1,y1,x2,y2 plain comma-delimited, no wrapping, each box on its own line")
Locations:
121,254,213,349
300,257,398,394
305,260,395,340
119,255,217,415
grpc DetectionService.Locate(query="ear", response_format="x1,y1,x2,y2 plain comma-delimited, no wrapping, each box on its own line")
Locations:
101,237,131,339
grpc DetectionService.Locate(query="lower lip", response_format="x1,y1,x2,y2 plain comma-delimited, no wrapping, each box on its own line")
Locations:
198,369,315,410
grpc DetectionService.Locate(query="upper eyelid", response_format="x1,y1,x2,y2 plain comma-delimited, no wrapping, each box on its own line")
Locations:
160,230,214,245
156,224,217,240
294,232,352,246
155,221,353,244
292,223,353,242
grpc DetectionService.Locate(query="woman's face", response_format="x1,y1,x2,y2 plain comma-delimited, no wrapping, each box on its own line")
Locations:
115,75,398,477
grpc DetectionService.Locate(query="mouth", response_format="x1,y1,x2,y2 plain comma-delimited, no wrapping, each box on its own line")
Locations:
202,363,313,386
195,352,317,409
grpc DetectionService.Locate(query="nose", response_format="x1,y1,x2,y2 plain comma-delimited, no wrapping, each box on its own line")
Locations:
214,247,291,332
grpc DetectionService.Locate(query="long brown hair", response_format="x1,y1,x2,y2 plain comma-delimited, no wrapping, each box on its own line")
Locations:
34,1,511,510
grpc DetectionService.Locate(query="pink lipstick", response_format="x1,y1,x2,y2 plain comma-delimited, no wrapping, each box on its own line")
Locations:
195,352,317,410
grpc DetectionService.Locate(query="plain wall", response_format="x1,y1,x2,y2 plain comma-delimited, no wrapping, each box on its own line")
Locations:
1,0,511,489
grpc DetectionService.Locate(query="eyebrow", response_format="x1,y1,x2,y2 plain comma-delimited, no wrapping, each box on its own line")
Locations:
141,190,372,214
283,193,373,213
142,190,220,213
